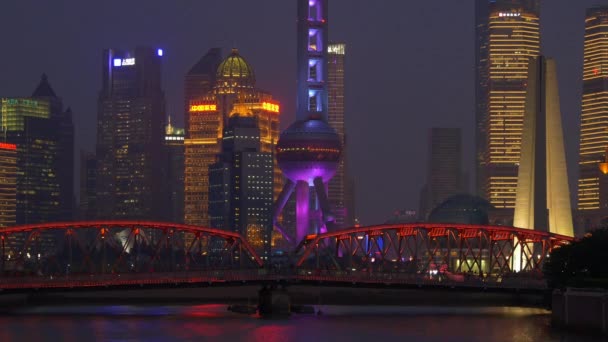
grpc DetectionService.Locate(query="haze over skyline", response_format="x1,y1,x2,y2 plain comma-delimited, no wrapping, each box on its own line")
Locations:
0,0,601,224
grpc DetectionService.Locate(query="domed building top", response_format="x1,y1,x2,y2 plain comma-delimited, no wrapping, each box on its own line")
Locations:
215,48,255,93
428,194,494,225
276,118,342,183
279,118,341,143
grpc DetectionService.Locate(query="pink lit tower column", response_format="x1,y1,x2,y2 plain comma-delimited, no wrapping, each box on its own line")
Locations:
273,0,342,245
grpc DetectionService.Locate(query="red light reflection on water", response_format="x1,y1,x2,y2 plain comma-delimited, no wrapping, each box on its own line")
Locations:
181,304,232,319
249,324,292,342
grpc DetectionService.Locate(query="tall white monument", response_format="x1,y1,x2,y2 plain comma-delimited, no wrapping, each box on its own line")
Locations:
514,56,573,237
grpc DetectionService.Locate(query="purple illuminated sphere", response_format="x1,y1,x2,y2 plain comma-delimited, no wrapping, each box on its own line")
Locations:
276,118,342,184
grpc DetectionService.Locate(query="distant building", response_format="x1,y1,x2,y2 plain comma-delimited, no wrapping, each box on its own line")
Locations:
513,56,573,236
96,47,167,220
165,117,185,223
31,74,75,221
1,97,61,224
385,209,417,224
577,7,608,232
327,42,350,228
79,151,97,220
428,194,493,225
184,49,281,227
419,128,464,220
0,143,17,227
209,112,274,260
475,0,541,218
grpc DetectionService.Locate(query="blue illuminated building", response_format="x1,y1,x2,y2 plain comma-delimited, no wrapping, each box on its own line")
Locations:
273,0,343,245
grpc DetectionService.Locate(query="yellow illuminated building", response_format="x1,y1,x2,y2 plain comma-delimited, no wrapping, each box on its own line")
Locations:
184,49,281,228
0,98,49,132
577,7,608,230
0,143,17,227
184,100,222,226
476,1,540,214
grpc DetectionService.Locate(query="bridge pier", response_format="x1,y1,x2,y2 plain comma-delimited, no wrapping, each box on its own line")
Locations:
258,284,291,318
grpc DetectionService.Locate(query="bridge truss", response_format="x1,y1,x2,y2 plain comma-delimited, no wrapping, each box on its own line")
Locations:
0,221,262,285
295,224,573,278
0,222,574,290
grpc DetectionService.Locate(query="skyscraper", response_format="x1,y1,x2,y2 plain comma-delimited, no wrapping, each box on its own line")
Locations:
165,117,185,223
32,74,75,221
514,56,573,236
78,151,96,220
577,7,608,230
419,128,463,220
184,49,281,227
209,110,274,260
0,143,17,227
184,48,223,136
327,42,349,228
475,0,541,218
96,47,166,220
0,97,61,224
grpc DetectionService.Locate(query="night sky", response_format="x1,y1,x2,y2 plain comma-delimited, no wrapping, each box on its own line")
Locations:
0,0,603,225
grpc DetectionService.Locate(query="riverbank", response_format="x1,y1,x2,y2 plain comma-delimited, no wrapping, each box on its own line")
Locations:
552,288,608,336
0,284,547,309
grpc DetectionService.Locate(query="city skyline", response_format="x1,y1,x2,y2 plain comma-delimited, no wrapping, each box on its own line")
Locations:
0,0,603,225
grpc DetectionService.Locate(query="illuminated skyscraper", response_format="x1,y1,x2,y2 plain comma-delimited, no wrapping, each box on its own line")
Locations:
475,0,540,218
209,111,274,260
183,49,223,226
514,56,573,236
184,48,223,136
165,117,185,223
0,143,17,227
184,49,281,227
1,97,61,224
327,42,349,228
577,7,608,230
96,47,166,220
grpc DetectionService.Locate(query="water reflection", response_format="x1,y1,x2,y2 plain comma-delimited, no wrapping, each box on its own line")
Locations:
0,305,602,342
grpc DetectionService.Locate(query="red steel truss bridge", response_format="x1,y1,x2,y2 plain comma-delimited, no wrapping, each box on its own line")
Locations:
0,222,573,291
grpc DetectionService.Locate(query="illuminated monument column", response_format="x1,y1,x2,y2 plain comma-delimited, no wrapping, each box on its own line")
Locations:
514,56,573,237
273,0,342,244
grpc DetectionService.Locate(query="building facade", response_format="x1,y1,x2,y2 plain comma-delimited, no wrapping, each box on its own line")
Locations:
31,74,75,221
79,151,97,220
165,117,185,223
0,143,17,227
209,113,273,260
419,128,463,220
327,42,350,228
96,47,166,220
475,0,541,220
184,48,223,137
0,97,62,224
577,7,608,231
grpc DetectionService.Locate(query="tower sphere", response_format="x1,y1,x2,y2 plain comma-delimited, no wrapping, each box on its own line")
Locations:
276,118,342,184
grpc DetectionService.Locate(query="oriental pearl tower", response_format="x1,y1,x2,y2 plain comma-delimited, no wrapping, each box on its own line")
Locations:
273,0,342,245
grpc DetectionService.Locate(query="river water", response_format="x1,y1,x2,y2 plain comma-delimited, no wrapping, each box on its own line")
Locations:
0,305,602,341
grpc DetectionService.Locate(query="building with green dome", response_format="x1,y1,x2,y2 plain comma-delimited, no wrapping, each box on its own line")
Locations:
184,49,282,253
